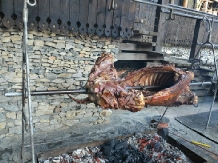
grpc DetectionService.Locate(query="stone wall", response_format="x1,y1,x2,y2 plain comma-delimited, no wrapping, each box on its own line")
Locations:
0,28,123,162
1,27,217,162
162,45,218,66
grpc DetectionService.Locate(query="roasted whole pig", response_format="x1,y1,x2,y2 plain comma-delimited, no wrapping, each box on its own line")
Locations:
69,54,198,112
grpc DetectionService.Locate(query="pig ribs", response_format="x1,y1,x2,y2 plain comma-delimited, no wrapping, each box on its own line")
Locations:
68,54,198,112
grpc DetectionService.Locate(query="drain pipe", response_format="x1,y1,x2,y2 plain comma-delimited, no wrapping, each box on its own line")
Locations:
22,0,36,163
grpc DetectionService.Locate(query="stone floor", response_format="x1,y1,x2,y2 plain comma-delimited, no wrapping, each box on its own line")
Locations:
35,99,218,163
3,100,217,163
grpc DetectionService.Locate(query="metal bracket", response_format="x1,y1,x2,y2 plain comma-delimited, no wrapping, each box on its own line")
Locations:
166,9,175,20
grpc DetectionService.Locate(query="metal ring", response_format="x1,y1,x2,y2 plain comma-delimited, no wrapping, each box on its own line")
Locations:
27,0,37,6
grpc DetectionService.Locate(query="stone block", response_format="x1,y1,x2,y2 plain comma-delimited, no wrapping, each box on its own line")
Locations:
2,37,11,43
2,32,10,37
53,79,65,83
57,73,72,78
8,126,21,134
14,120,22,126
34,40,44,46
0,108,4,112
4,72,16,80
83,112,94,117
11,35,22,43
28,40,33,46
97,119,104,124
2,104,19,112
62,119,79,126
7,122,14,127
56,43,65,49
6,112,16,119
30,74,38,79
100,109,112,117
66,111,76,119
0,122,6,129
66,44,73,50
93,112,100,117
72,72,82,77
45,42,56,48
40,119,50,123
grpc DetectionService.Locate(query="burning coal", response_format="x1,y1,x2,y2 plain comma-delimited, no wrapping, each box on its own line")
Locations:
40,133,190,163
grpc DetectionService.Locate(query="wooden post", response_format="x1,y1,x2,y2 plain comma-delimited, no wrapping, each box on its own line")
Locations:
183,0,189,8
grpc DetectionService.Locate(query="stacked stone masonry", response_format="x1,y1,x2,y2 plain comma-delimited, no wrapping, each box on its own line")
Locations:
162,45,218,66
0,28,119,162
1,27,217,162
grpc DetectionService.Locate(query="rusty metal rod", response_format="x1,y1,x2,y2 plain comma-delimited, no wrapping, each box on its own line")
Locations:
5,82,212,97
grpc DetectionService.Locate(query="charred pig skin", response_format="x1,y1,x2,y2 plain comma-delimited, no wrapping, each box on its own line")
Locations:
69,54,198,112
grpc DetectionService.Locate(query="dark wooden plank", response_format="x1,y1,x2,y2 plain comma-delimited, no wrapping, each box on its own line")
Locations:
119,43,152,51
14,0,24,29
193,70,214,77
152,0,163,51
133,2,140,30
193,76,211,82
96,0,106,36
38,0,49,31
190,84,211,90
69,0,79,32
191,89,212,97
79,0,89,34
116,52,164,60
60,0,70,34
49,0,61,33
105,0,113,37
120,0,130,39
112,0,122,37
164,56,191,66
1,0,15,28
28,0,39,31
88,0,97,34
126,0,136,39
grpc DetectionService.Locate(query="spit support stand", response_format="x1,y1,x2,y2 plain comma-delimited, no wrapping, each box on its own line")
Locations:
22,0,37,163
189,16,218,129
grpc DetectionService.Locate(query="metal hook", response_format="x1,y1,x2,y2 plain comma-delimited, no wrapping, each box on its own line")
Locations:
27,0,37,6
166,9,175,20
108,0,117,11
191,16,215,69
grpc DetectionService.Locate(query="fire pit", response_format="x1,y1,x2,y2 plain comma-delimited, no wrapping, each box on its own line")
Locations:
38,133,194,163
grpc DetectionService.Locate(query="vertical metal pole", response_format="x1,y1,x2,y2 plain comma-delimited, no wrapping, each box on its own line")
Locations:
23,0,36,162
205,89,217,129
21,52,26,163
189,19,201,60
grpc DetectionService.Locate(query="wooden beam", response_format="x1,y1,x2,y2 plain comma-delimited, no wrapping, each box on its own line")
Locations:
116,52,164,60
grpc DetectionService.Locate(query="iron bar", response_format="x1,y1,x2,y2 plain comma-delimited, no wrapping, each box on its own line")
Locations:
157,106,169,128
5,82,212,97
133,0,216,20
197,42,218,48
23,0,36,162
205,88,217,129
162,9,218,22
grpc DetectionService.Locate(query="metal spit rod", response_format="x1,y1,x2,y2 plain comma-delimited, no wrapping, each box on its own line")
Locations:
5,82,212,97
